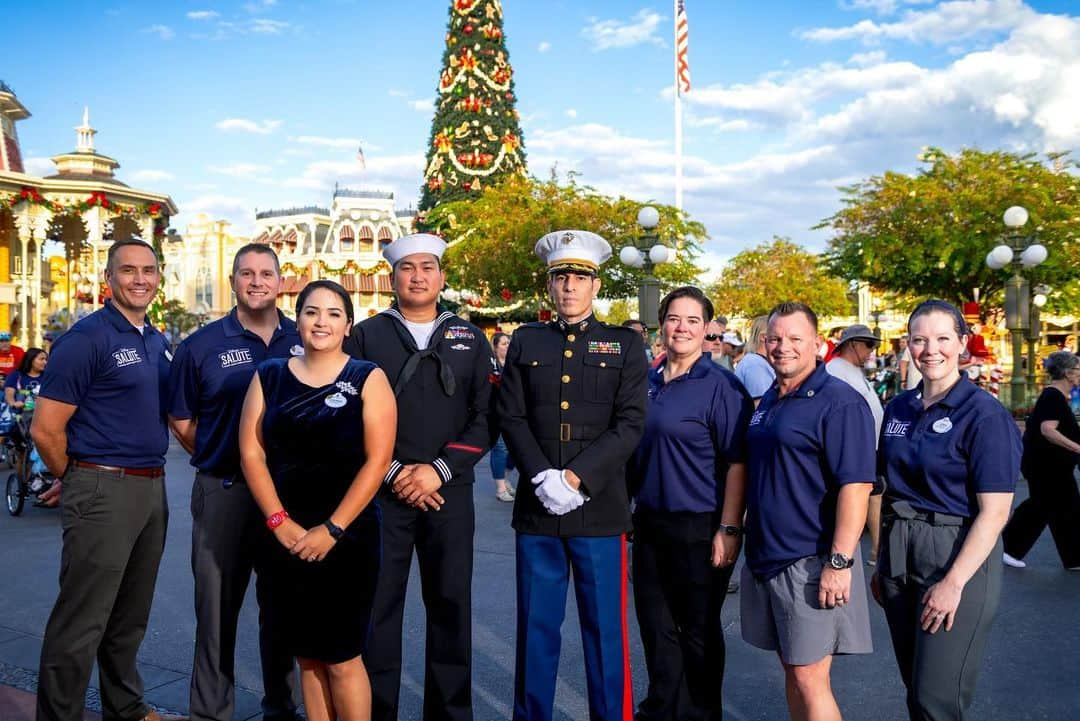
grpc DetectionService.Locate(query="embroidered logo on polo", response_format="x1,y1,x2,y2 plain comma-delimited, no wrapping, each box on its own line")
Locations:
587,341,621,355
749,410,766,426
219,348,254,369
451,343,471,351
884,420,911,437
444,326,475,340
113,348,142,368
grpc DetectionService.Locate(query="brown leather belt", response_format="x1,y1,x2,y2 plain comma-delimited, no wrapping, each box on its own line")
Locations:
73,460,165,478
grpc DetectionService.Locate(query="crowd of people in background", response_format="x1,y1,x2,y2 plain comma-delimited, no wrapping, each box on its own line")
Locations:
5,227,1079,721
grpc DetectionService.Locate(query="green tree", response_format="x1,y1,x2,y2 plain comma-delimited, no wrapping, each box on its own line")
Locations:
708,237,852,319
161,299,199,346
418,0,526,215
426,172,706,306
818,148,1080,314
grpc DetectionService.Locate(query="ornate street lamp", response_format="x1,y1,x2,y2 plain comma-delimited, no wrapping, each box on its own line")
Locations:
619,206,672,332
985,205,1048,403
1027,284,1050,386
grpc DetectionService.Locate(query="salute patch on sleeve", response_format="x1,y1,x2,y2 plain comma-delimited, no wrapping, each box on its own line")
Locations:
587,341,622,355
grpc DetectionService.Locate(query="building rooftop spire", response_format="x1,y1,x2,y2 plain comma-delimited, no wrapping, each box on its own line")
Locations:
76,106,96,153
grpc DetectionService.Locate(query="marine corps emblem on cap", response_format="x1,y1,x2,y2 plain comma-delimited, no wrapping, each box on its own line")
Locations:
535,229,612,276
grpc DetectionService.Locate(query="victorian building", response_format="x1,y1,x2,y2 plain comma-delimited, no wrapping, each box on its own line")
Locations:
251,186,415,317
0,80,177,345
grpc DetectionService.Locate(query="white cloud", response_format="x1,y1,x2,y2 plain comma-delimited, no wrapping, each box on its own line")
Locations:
388,89,409,98
22,157,54,176
187,10,219,20
250,18,289,34
131,169,175,183
848,50,887,66
215,117,282,134
145,24,174,40
295,135,363,149
279,154,426,206
565,108,578,118
208,162,273,179
174,195,254,235
538,41,551,53
801,0,1035,45
583,9,664,51
408,99,434,112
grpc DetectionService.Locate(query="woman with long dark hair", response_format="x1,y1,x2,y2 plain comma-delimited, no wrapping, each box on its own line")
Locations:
239,280,396,721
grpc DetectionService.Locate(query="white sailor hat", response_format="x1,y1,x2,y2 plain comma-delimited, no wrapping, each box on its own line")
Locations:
534,230,611,276
382,233,447,268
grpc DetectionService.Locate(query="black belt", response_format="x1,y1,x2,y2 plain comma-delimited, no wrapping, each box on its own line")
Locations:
883,499,970,577
883,499,970,527
73,460,164,478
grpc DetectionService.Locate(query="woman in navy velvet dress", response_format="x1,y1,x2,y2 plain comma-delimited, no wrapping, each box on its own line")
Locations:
240,280,395,721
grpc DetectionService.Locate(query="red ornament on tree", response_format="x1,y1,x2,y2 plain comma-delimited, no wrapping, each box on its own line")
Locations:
463,24,474,34
500,288,512,301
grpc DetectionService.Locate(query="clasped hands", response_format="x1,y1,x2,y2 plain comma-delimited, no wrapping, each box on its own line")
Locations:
393,463,445,511
272,519,336,562
532,468,585,516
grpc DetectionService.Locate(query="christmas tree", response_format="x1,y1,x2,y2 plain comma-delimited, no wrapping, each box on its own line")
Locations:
418,0,526,216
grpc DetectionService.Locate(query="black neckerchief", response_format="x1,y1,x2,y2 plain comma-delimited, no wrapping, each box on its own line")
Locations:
382,306,457,398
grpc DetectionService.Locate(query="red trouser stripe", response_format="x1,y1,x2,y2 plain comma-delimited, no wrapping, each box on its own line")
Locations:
621,533,633,721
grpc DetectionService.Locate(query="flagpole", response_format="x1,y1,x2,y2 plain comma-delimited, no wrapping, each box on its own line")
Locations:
674,0,684,212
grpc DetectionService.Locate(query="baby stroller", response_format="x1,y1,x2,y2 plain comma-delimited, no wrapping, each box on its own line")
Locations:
4,403,55,516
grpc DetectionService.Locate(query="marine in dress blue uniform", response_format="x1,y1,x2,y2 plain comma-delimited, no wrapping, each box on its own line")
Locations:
168,243,303,721
497,231,648,721
33,239,175,721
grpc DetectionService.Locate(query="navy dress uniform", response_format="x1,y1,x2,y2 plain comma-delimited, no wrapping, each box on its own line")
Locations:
497,231,648,721
344,233,492,721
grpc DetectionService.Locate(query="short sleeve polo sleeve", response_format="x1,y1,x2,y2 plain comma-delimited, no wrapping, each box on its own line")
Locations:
38,331,97,406
822,399,876,485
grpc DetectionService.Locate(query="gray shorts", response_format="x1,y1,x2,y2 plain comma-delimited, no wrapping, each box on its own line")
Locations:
740,549,873,666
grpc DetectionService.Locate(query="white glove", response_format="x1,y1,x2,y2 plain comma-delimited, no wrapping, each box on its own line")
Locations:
535,469,585,515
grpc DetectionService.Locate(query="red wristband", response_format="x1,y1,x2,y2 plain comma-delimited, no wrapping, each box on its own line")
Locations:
265,510,289,529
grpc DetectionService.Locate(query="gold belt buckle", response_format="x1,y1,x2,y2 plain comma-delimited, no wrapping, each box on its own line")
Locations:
560,423,571,442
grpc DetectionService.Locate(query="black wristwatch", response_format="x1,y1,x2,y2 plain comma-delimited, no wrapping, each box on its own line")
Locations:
718,524,743,537
825,552,854,570
323,520,345,540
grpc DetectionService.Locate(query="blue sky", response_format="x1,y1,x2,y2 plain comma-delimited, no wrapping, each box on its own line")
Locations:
7,0,1079,277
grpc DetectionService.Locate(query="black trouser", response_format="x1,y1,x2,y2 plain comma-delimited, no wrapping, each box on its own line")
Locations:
631,510,734,721
1002,465,1080,568
366,483,474,721
879,503,1001,721
37,467,168,721
189,472,299,721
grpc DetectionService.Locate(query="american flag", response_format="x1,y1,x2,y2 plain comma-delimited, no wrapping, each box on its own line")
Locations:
676,0,690,95
356,144,366,170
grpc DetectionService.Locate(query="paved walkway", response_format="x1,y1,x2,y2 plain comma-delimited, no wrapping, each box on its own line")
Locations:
2,444,1079,720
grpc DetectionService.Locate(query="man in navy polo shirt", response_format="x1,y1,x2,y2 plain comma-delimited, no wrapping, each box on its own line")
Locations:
168,244,301,721
32,238,181,721
740,301,875,721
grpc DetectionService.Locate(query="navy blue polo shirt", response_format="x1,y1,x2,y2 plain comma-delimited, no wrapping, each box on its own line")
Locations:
633,355,753,513
745,362,876,580
168,309,301,477
39,300,171,468
879,375,1020,518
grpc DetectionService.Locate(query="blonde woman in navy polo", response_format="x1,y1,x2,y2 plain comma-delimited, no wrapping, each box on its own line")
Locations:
876,300,1020,721
630,286,753,721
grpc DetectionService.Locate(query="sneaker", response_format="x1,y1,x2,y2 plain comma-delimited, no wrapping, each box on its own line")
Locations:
496,489,515,503
507,485,516,497
1002,552,1026,568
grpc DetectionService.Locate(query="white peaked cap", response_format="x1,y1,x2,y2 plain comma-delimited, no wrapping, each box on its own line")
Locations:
534,230,612,275
383,233,447,267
